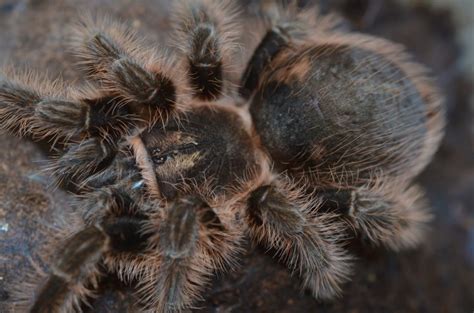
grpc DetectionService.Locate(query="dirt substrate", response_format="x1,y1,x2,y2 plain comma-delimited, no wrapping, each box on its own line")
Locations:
0,0,472,312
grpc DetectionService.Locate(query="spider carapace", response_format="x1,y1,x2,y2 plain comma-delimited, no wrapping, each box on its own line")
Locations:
0,1,444,312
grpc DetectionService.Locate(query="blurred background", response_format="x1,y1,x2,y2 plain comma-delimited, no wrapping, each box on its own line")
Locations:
0,0,472,312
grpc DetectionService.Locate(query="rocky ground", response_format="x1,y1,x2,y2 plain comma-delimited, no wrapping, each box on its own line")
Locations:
0,0,473,312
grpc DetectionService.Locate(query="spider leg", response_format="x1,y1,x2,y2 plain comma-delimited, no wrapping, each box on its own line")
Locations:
45,137,119,187
171,0,240,100
138,195,242,312
318,182,432,250
240,1,343,98
246,177,353,300
0,72,138,143
23,186,150,313
29,225,107,313
71,17,183,125
240,0,306,99
239,25,289,99
27,219,148,313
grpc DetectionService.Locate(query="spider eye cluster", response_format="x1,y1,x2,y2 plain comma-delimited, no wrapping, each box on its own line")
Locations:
151,149,168,165
151,142,200,166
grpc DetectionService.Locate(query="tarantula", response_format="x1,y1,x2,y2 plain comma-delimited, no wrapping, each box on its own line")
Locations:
0,1,445,312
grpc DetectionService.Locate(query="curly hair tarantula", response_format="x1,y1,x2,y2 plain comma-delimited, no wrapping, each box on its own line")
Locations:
0,1,445,312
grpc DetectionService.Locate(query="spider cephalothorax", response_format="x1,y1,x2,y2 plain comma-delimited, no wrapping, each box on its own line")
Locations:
0,1,444,312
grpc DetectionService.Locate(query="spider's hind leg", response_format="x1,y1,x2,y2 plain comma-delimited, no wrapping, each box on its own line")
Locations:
318,181,432,250
246,176,353,300
240,1,343,98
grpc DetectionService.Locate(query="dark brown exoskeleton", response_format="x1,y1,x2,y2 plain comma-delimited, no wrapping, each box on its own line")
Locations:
0,1,444,312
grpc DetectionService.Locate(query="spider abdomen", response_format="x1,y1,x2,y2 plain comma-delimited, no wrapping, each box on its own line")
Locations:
251,37,444,183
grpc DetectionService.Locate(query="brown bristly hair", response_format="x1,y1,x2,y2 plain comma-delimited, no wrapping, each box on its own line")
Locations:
171,0,243,100
70,14,190,127
10,213,105,313
246,174,353,299
349,177,433,251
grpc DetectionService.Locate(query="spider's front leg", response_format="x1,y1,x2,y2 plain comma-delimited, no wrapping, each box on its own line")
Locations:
19,185,151,313
24,214,149,313
318,181,432,250
246,176,353,300
72,17,183,124
139,195,242,313
0,75,136,186
0,73,137,142
29,225,106,313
